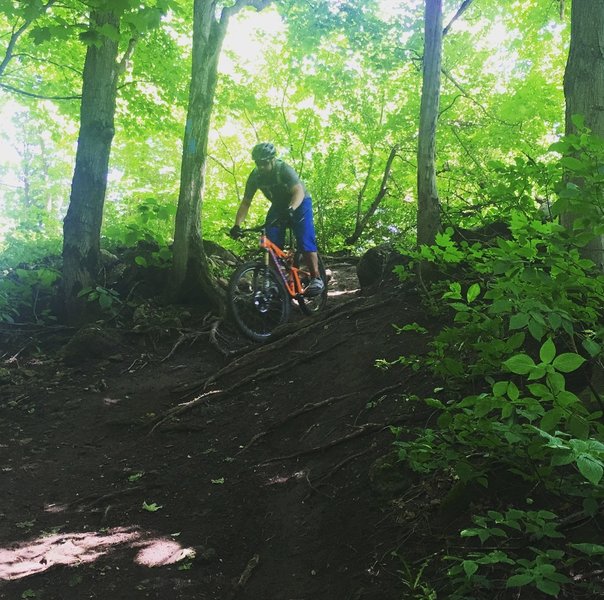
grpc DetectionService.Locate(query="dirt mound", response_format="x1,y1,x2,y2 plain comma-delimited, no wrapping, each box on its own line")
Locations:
0,264,442,600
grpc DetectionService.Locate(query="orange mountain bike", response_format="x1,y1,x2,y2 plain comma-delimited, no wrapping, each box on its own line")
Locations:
228,225,328,342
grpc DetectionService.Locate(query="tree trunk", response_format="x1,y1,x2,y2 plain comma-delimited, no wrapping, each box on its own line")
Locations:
416,0,443,247
562,0,604,269
62,9,120,322
172,0,272,310
172,0,227,310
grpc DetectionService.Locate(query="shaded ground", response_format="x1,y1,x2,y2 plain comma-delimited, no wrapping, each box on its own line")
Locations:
0,261,448,600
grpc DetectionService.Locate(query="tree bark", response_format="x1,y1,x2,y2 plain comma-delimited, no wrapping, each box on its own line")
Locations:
62,10,120,322
172,0,227,309
562,0,604,269
416,0,443,247
172,0,272,310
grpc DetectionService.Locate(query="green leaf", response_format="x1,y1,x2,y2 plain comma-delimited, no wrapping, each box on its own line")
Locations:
142,501,162,512
570,543,604,556
551,451,574,466
506,573,534,587
462,560,478,578
582,497,599,516
528,365,547,380
556,390,579,407
424,397,445,409
466,283,480,304
31,26,52,45
576,456,603,485
528,318,545,341
582,338,601,358
552,353,586,373
492,381,508,397
99,293,113,310
567,414,590,440
504,354,536,375
560,156,586,172
540,409,563,432
98,23,121,42
135,256,148,267
507,381,519,401
509,313,529,330
548,312,562,330
528,383,550,398
507,332,526,350
540,338,556,364
546,371,565,393
535,578,560,597
211,477,225,484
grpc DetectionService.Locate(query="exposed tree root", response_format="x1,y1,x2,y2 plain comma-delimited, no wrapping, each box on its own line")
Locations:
237,392,358,454
65,485,144,509
152,340,345,432
173,295,394,395
258,416,409,466
162,317,231,362
176,338,344,400
149,389,224,433
227,554,260,599
303,446,375,500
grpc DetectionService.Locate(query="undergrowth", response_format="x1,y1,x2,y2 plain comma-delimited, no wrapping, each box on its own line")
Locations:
388,129,604,598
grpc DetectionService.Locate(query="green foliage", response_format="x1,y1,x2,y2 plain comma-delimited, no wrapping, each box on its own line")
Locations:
141,500,162,512
391,139,604,597
0,263,60,324
78,285,121,314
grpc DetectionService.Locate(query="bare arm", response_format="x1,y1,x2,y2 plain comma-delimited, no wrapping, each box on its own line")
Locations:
289,183,305,211
234,197,253,226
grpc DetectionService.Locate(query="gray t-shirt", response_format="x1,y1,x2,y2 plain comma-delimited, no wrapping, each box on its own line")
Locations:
244,160,308,209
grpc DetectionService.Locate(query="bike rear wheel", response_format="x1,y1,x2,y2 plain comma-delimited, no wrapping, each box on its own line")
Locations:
228,261,290,342
295,253,328,316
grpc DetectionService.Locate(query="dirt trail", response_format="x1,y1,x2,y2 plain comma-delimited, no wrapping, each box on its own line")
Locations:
0,262,438,600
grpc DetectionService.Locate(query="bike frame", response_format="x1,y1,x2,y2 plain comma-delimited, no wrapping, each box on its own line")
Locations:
259,231,307,298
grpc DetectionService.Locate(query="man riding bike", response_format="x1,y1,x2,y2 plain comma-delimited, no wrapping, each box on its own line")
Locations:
229,142,324,296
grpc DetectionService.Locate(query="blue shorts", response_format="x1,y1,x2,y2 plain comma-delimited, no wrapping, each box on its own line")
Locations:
266,196,318,252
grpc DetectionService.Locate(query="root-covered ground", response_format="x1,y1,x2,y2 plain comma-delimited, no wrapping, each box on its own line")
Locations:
0,262,453,600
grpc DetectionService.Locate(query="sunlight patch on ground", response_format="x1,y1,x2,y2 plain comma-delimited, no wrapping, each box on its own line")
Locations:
0,527,195,581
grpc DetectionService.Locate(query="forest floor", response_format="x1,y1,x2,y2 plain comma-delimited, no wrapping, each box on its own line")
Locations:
0,259,466,600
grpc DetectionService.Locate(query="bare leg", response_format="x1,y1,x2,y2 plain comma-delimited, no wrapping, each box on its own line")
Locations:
303,251,320,278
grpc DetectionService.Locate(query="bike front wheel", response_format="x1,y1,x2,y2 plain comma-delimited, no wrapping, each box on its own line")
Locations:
228,261,291,342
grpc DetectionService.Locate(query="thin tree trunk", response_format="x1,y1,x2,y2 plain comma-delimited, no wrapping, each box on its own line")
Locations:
346,145,398,245
172,0,227,310
416,0,443,247
62,10,120,322
562,0,604,269
172,0,272,309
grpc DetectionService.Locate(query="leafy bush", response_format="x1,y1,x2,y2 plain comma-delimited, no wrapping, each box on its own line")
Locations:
390,134,604,598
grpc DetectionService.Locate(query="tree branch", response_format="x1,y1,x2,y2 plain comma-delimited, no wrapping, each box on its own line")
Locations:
117,36,137,80
0,0,58,78
0,82,80,100
441,67,518,126
443,0,474,37
345,145,399,245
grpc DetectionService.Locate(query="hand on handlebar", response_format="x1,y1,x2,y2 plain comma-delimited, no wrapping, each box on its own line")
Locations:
277,207,296,227
229,225,243,239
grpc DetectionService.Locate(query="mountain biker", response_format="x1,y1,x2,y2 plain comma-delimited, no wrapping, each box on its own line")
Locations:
229,142,324,296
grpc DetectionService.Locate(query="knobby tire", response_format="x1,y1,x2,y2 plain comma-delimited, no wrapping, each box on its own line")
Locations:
228,261,290,342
